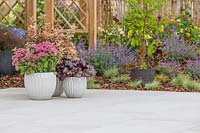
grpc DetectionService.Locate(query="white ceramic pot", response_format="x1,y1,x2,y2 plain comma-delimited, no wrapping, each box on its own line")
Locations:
24,72,56,100
63,77,87,98
53,78,63,97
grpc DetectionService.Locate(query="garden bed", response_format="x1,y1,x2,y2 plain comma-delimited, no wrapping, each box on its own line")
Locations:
95,76,200,92
1,73,199,93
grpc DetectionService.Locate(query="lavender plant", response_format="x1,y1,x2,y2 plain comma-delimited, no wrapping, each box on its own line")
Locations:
56,59,96,81
187,58,200,78
76,41,137,74
158,61,181,77
162,35,198,61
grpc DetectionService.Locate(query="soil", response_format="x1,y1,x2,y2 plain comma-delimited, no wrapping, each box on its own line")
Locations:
0,73,199,93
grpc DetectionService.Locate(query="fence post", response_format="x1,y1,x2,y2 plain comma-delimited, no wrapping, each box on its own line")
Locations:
88,0,97,48
193,0,199,24
25,0,36,29
44,0,54,30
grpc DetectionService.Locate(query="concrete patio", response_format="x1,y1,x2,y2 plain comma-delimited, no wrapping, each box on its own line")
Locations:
0,88,200,133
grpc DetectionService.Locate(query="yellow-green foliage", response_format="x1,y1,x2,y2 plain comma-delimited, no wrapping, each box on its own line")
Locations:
145,81,160,90
87,78,101,89
104,68,119,78
111,75,129,83
171,74,191,86
128,80,142,88
155,74,169,83
171,74,200,91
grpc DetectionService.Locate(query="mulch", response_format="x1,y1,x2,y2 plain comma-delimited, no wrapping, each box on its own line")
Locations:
95,76,199,93
0,73,24,89
0,73,199,93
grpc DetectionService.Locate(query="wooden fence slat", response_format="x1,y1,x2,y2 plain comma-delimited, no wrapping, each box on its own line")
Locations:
25,0,36,29
44,0,54,30
88,0,97,48
193,0,199,24
79,0,87,28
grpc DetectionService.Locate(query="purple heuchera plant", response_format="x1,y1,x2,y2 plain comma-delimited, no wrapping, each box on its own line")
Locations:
162,35,198,61
56,59,96,81
187,58,200,78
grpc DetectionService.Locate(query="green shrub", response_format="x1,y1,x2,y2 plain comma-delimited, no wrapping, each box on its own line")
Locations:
87,78,101,89
171,74,191,86
104,67,119,78
111,75,129,83
171,74,200,91
128,80,142,88
145,81,160,90
183,80,200,90
193,83,200,91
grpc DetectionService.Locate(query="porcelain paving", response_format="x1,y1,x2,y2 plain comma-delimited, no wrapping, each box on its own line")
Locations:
0,88,200,133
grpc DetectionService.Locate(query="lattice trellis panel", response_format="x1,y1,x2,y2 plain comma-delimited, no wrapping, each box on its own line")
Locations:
54,0,88,33
0,0,25,28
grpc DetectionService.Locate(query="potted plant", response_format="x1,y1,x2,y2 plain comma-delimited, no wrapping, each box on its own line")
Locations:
26,19,77,97
56,59,96,98
0,27,25,75
124,0,166,84
12,42,59,100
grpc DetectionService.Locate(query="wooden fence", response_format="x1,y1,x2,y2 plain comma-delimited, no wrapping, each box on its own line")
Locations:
0,0,199,48
0,0,97,48
97,0,200,25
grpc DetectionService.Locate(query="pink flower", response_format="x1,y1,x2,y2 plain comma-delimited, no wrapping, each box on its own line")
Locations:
32,55,39,60
38,52,47,57
24,51,31,60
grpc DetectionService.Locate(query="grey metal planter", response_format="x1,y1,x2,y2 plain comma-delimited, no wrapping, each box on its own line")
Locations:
0,51,15,75
63,77,87,98
53,78,64,97
131,68,155,85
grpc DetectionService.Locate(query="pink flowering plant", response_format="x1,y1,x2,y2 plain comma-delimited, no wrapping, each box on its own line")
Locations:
12,42,59,75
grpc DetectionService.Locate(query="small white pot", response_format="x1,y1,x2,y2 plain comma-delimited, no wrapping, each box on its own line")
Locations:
63,77,87,98
53,78,64,97
24,72,56,100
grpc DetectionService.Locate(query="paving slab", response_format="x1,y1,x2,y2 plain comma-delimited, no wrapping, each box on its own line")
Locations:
0,88,200,133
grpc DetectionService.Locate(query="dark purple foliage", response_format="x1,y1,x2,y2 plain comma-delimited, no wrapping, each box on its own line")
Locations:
76,41,137,73
187,58,200,78
162,35,198,61
56,59,96,80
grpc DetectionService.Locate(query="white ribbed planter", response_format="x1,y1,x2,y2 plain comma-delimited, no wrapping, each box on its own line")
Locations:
53,78,63,97
24,72,56,100
63,77,87,98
